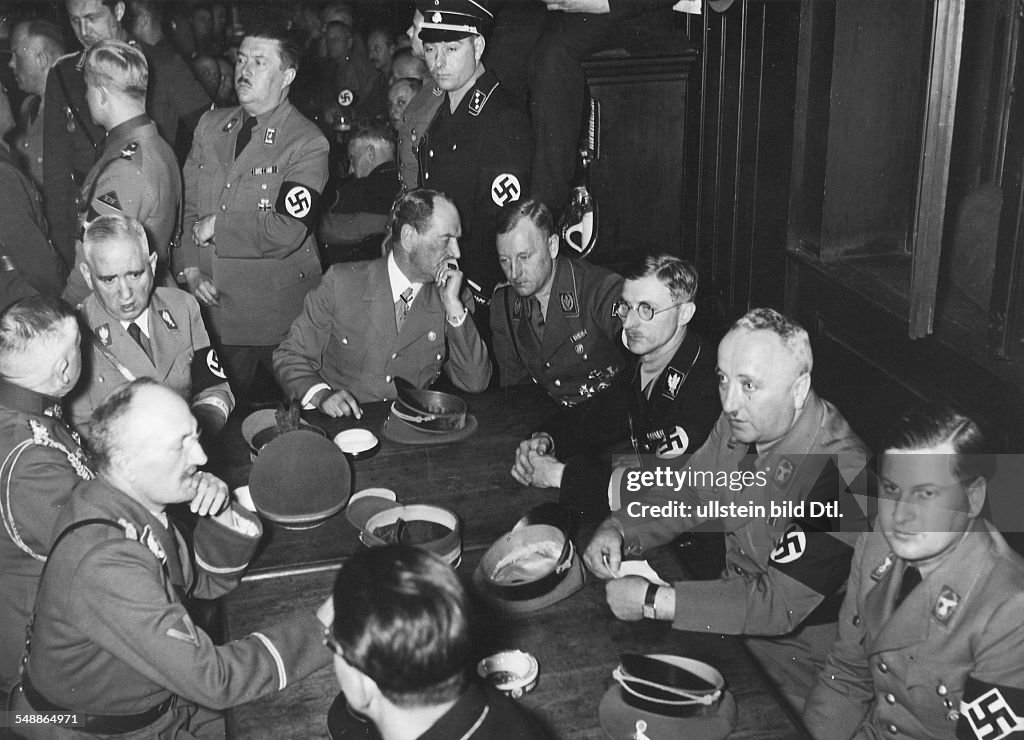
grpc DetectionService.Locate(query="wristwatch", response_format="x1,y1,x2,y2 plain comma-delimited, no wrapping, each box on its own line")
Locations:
642,582,659,620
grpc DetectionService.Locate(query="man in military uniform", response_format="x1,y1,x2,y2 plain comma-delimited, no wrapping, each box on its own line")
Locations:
63,40,181,306
8,20,65,190
181,25,328,407
584,308,871,711
417,0,532,301
0,296,92,696
511,254,719,519
43,0,209,266
490,198,624,405
14,380,332,738
804,407,1024,740
274,189,491,418
69,215,233,437
395,10,443,191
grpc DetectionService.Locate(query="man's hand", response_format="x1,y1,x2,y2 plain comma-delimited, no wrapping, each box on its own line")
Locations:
584,518,625,579
188,471,230,517
436,260,465,316
315,387,363,419
605,576,649,621
543,0,610,13
510,433,556,486
193,215,217,247
183,267,220,307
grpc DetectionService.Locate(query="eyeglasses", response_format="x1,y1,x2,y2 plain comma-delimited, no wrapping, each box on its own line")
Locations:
612,299,687,322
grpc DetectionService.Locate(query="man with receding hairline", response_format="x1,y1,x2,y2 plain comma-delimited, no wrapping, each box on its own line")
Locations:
69,214,233,437
15,378,332,738
584,307,871,711
8,20,64,188
0,296,92,695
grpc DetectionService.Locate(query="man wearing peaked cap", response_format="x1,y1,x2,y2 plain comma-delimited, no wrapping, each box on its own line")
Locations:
416,0,532,308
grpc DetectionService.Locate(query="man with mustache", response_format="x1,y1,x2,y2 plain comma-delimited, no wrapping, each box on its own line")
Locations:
509,252,719,522
274,188,490,419
180,24,328,410
584,308,871,711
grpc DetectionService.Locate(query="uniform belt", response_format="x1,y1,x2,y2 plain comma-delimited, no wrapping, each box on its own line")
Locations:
20,671,174,735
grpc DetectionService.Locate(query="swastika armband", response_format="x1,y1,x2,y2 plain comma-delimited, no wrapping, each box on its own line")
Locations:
959,677,1024,739
275,181,321,231
191,346,228,394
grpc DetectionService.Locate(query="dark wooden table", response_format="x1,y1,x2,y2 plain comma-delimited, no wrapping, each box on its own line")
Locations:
218,386,806,739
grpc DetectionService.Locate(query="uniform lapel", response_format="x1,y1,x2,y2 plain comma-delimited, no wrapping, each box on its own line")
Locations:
147,295,177,382
541,257,570,363
395,286,443,352
364,258,399,343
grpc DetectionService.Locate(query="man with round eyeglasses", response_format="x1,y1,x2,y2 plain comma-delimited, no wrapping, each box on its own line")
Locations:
510,254,719,520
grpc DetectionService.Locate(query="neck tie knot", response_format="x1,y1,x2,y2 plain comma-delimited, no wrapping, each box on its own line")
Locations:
894,565,922,608
127,321,153,363
395,286,414,331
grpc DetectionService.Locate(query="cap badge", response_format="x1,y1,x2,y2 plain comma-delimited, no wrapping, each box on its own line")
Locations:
432,11,442,22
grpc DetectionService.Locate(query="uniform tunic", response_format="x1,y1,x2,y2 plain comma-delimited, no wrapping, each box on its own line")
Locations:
417,684,550,740
181,101,328,347
540,328,720,512
63,115,182,306
25,476,330,736
804,521,1024,740
0,381,92,692
0,147,66,302
419,69,531,295
396,80,444,191
70,287,234,430
611,392,871,702
490,255,625,405
273,256,491,404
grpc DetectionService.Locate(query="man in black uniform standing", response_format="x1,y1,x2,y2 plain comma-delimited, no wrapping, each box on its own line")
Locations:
417,0,532,304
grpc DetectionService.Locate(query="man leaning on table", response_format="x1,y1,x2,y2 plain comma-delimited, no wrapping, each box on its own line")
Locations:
583,307,872,711
12,378,332,739
274,188,491,419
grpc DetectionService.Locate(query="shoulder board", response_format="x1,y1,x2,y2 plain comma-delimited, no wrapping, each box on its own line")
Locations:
120,141,140,159
467,80,500,117
492,281,512,294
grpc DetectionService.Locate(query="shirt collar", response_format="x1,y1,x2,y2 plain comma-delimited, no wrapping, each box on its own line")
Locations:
387,251,422,304
119,307,152,338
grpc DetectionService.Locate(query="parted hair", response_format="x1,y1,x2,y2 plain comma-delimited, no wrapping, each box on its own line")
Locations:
496,198,554,241
13,20,65,58
0,296,77,360
332,545,472,707
83,39,148,103
880,404,996,483
623,254,699,302
87,377,160,472
732,307,813,375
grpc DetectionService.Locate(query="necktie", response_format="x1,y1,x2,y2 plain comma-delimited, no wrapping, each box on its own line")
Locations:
28,96,41,125
894,565,922,609
127,321,153,363
737,442,758,473
528,296,544,340
395,286,414,331
234,116,257,159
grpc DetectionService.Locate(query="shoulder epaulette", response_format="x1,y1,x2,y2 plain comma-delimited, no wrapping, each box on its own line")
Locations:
467,80,499,117
120,140,140,160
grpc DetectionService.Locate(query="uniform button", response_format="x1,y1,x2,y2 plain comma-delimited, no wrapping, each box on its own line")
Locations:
391,353,398,359
544,362,551,368
299,272,305,279
261,183,268,190
411,133,418,141
429,150,434,157
425,172,430,180
936,684,948,696
554,380,561,386
583,354,588,360
946,710,960,722
220,204,227,211
884,693,895,705
733,565,745,575
853,615,861,627
225,182,231,188
435,353,442,361
878,661,889,674
342,337,348,345
385,375,392,383
886,724,899,735
453,143,457,150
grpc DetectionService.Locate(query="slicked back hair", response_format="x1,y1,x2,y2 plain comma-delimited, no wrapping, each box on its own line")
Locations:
496,198,554,241
0,296,77,363
332,545,472,707
84,39,148,103
880,404,996,484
